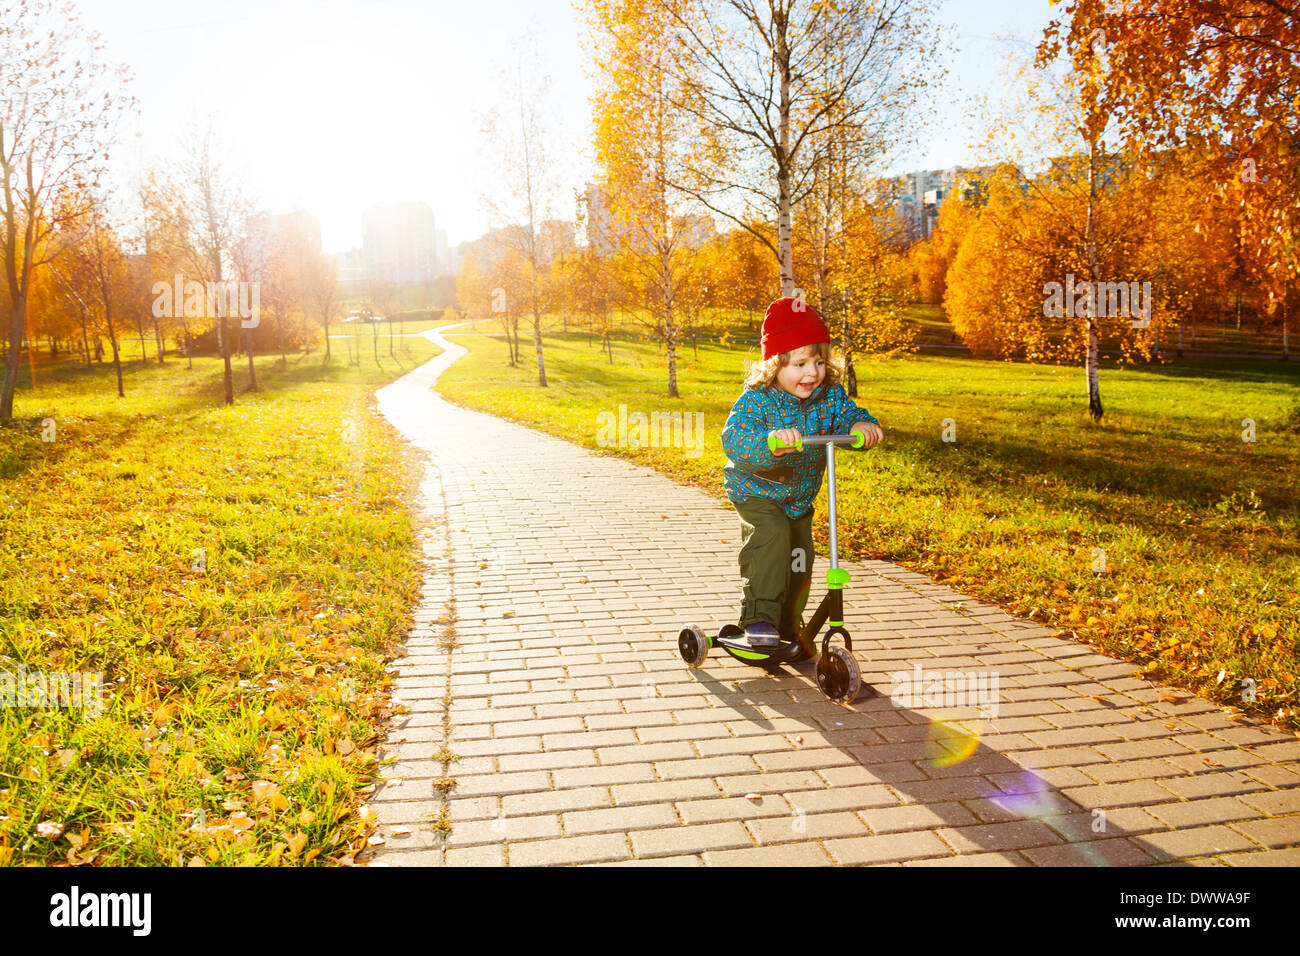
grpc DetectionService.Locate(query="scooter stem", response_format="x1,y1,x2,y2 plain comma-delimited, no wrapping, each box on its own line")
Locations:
826,444,839,569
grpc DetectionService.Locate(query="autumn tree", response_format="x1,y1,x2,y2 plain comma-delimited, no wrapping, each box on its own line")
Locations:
481,36,562,387
583,0,711,397
1049,1,1298,335
1,0,131,419
302,251,339,363
958,35,1160,418
47,192,134,396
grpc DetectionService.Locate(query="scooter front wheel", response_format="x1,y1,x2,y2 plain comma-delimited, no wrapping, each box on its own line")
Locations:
677,625,709,667
815,645,861,704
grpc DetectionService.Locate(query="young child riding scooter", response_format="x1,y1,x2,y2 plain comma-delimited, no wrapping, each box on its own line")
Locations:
720,297,884,648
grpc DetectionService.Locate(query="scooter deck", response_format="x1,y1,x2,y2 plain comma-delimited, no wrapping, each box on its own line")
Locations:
713,625,812,666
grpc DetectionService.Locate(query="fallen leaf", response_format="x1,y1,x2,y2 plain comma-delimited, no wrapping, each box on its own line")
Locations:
36,821,64,839
286,832,308,859
336,738,356,756
1159,694,1183,704
367,834,386,846
743,793,761,801
391,826,411,836
250,780,278,804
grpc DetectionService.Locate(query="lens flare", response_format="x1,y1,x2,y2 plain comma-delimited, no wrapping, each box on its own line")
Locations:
925,716,983,768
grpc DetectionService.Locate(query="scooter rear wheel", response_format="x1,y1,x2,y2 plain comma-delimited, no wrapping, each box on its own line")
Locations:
815,646,861,704
677,625,709,667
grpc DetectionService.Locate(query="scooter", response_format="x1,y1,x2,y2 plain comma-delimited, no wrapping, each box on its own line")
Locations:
676,431,867,704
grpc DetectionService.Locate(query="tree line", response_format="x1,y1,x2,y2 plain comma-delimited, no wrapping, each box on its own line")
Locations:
461,0,1296,422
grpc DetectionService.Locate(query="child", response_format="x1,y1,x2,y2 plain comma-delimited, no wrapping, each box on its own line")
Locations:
721,297,884,647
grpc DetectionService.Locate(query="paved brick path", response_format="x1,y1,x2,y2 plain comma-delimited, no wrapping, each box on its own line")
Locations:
362,325,1300,866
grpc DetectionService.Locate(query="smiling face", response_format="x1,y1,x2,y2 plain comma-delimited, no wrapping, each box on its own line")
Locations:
775,344,826,399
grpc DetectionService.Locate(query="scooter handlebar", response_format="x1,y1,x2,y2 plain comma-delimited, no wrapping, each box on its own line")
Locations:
767,431,865,452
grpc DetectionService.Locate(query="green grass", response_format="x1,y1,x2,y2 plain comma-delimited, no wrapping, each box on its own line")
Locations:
438,327,1300,728
0,336,439,865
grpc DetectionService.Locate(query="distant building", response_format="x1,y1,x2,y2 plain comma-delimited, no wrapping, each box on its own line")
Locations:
582,182,714,254
245,210,323,272
885,165,1011,243
362,202,439,286
538,219,577,265
676,213,715,249
434,228,450,275
583,183,616,255
336,247,367,294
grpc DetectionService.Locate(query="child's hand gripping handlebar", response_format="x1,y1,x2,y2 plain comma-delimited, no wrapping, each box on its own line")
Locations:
767,431,866,453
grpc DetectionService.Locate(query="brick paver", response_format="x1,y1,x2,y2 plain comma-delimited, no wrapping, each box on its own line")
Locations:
359,326,1300,867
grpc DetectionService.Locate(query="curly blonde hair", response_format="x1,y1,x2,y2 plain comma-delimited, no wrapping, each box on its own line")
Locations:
744,340,842,390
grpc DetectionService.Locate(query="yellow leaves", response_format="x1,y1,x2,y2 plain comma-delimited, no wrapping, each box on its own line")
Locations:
65,828,95,867
298,809,317,827
56,749,79,770
285,832,308,859
23,733,50,748
228,811,254,832
250,780,278,804
175,752,210,782
335,738,356,757
1159,693,1184,704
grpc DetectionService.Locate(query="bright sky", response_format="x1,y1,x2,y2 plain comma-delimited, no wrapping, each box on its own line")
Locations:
78,0,1058,254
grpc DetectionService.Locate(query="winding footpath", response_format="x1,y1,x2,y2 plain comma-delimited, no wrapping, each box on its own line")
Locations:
360,324,1300,867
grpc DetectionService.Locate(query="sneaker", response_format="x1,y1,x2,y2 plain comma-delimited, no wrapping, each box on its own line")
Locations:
744,621,781,648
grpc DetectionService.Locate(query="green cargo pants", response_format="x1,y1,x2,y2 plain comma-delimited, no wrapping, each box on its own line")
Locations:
734,497,814,634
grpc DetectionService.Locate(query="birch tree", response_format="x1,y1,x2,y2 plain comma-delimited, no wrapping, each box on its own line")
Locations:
651,0,938,297
481,36,562,387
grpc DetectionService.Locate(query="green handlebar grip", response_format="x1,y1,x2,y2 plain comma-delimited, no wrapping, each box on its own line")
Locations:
851,431,865,449
768,431,803,452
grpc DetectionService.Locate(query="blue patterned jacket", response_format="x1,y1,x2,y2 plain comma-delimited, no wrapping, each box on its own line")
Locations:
721,381,879,519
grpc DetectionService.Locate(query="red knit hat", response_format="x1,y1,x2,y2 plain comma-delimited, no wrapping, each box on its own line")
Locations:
761,297,830,360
